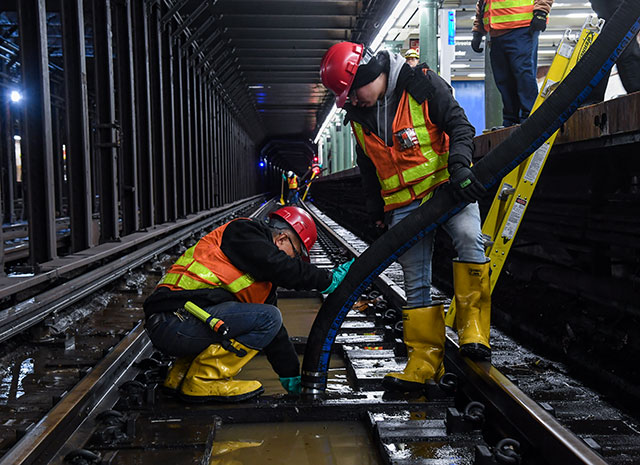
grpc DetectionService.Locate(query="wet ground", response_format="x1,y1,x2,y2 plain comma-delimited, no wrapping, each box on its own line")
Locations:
214,421,380,465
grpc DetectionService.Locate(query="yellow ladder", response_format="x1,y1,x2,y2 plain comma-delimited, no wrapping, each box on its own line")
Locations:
446,15,605,328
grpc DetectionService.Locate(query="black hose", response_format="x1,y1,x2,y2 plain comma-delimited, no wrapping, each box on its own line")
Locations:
301,0,640,394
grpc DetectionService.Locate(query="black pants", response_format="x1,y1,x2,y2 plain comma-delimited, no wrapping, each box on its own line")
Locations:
585,0,640,103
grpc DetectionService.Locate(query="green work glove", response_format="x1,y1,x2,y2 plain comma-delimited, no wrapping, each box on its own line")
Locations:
279,375,301,395
321,258,355,294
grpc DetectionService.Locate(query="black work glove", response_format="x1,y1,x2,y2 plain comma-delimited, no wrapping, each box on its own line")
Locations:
448,164,487,203
529,10,547,34
471,31,484,53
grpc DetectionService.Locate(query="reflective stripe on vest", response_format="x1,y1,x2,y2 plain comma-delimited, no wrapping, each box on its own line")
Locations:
157,220,272,303
351,91,449,211
483,0,534,31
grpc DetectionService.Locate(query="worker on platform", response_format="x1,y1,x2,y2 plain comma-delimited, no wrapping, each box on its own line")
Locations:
404,48,420,68
144,206,352,402
285,171,299,204
471,0,553,127
320,42,490,393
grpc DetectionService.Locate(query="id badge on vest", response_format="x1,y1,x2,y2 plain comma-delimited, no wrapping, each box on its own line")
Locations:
394,128,419,150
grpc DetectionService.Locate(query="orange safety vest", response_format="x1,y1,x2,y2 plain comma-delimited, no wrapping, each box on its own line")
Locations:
482,0,535,32
157,220,272,303
288,176,298,189
351,90,450,212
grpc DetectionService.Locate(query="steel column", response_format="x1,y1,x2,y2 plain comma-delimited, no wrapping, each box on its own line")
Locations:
51,101,64,219
214,92,221,206
131,0,154,229
485,46,503,130
149,2,168,224
419,0,439,71
1,99,15,224
162,18,177,221
191,66,200,212
61,0,92,251
203,80,211,208
113,0,139,234
173,34,186,217
221,103,231,203
343,123,353,169
183,43,194,213
330,125,337,174
337,125,344,172
92,0,119,242
18,0,57,267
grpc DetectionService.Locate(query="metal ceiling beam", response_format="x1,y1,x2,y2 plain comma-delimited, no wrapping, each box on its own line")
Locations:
229,39,341,48
161,0,189,26
218,15,355,29
215,1,359,16
224,28,352,40
190,26,225,56
180,15,216,50
171,1,209,38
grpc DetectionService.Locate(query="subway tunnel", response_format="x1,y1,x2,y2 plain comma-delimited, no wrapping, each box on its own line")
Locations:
1,1,640,464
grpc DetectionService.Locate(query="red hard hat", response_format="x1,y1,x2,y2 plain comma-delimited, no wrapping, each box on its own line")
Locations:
320,42,364,108
269,206,317,262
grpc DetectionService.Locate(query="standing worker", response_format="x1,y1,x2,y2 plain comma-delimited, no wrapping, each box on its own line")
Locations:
286,171,299,204
404,49,420,68
320,42,491,393
471,0,553,127
144,206,352,402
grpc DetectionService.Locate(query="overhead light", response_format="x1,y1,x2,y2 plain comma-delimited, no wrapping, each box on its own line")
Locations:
370,0,413,52
13,135,21,141
10,90,22,102
248,85,264,89
313,104,338,144
451,63,470,68
468,73,486,78
315,0,411,143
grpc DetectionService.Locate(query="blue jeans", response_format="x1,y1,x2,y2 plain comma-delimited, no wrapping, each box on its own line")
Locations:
490,27,540,127
145,301,282,356
390,200,485,308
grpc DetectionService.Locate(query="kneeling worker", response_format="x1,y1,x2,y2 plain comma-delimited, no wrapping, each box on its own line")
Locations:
144,206,352,402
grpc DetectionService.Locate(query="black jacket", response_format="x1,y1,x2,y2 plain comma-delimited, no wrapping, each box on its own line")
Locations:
143,218,332,316
345,62,476,222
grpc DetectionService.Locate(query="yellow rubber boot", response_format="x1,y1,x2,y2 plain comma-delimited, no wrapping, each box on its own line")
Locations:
382,304,445,392
180,340,264,402
454,260,491,360
162,356,194,393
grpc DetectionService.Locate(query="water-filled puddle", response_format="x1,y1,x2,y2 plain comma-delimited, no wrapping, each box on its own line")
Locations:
212,421,381,465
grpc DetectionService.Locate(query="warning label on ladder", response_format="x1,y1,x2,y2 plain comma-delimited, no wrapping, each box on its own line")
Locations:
523,142,551,184
502,197,528,240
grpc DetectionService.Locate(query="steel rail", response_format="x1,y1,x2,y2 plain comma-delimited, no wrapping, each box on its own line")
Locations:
0,195,265,343
0,322,153,465
0,198,273,465
303,200,608,465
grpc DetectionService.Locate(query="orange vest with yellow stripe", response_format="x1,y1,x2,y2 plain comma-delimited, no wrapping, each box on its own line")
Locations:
157,220,273,303
288,176,298,189
351,90,450,212
482,0,535,32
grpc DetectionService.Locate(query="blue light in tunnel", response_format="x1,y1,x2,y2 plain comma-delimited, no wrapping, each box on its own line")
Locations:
258,160,266,168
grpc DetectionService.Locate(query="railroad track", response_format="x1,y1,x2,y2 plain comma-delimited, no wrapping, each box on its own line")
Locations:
0,199,638,464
